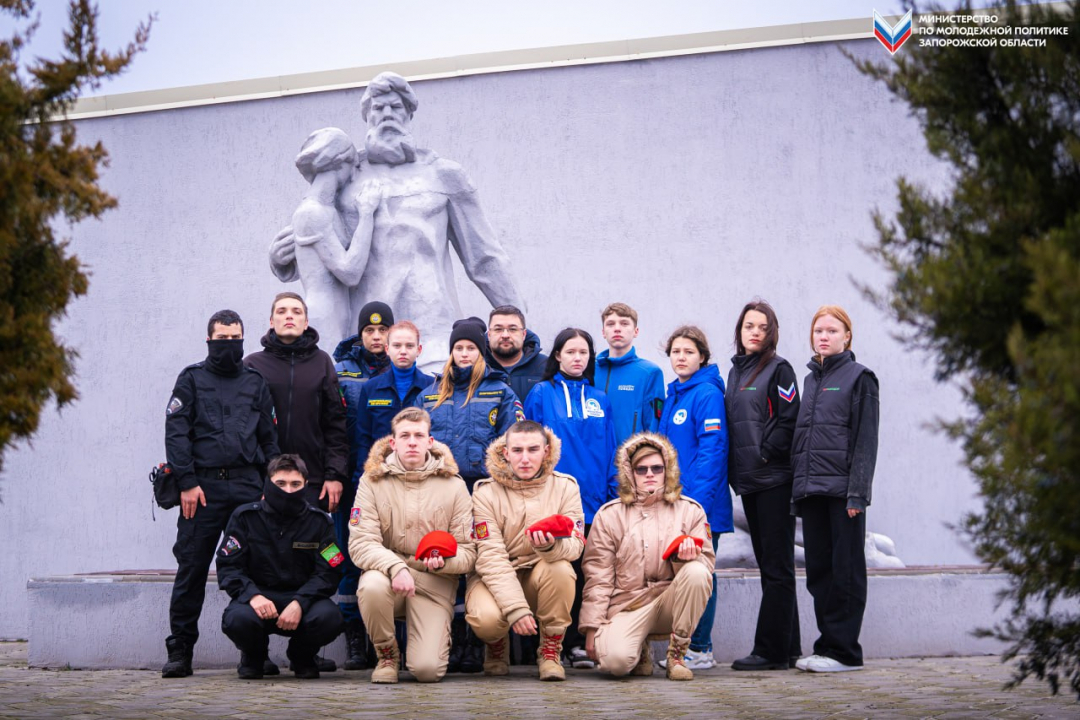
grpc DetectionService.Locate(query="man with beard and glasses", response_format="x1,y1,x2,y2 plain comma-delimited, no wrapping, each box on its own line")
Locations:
485,305,548,403
161,310,279,678
269,71,525,372
217,454,345,680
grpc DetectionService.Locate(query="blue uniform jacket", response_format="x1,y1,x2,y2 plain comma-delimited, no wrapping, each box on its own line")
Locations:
524,372,618,522
415,366,523,480
658,363,732,532
594,347,666,446
351,364,434,484
333,334,390,479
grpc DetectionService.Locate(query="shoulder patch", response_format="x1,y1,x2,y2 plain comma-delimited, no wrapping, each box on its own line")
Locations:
166,396,183,415
219,535,242,556
514,400,525,422
473,521,489,540
320,543,345,567
778,382,797,403
703,418,722,432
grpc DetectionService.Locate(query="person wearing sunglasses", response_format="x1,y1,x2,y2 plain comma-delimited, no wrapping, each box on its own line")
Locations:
580,433,714,680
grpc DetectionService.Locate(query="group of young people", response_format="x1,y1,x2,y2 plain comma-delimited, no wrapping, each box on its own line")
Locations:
160,293,879,683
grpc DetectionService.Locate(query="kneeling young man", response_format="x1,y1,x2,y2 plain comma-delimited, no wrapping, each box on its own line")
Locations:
466,420,585,681
349,408,475,683
580,433,715,680
217,454,345,679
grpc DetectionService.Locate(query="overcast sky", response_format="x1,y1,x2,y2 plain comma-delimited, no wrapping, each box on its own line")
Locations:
2,0,943,96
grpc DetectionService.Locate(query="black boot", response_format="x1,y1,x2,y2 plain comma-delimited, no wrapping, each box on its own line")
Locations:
239,652,279,676
237,651,265,680
161,637,192,678
344,618,371,671
287,647,321,680
447,616,466,673
459,625,484,674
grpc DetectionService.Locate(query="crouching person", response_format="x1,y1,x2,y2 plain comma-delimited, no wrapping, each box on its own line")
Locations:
466,420,585,681
580,433,715,680
349,408,476,683
217,454,345,679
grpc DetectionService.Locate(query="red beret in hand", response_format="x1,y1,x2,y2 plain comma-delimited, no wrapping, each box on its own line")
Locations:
662,534,704,561
527,514,575,539
415,530,458,560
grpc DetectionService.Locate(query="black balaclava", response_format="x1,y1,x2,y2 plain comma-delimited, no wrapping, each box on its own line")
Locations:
263,476,308,517
206,339,244,376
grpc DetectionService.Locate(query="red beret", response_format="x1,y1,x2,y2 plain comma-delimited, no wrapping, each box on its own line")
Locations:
661,534,705,561
527,514,575,538
415,530,458,560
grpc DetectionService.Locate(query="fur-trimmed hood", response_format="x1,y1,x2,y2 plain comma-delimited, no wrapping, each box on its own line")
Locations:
483,426,563,490
615,432,682,504
362,435,461,481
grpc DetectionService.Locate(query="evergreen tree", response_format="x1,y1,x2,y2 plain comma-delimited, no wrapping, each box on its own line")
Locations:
855,1,1080,697
0,0,150,473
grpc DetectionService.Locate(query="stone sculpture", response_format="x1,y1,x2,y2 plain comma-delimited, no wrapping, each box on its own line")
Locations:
715,495,905,570
270,72,525,369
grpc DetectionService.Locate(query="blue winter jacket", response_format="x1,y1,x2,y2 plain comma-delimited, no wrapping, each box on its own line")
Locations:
415,365,523,481
333,334,391,478
351,364,434,485
658,363,732,532
524,372,618,522
594,347,666,446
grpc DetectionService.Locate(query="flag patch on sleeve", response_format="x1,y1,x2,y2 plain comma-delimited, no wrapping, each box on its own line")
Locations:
320,543,345,567
514,400,525,422
778,383,797,403
703,418,722,432
473,521,489,540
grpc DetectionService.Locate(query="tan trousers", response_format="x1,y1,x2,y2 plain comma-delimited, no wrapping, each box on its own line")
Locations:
595,561,713,676
358,567,457,682
465,559,576,641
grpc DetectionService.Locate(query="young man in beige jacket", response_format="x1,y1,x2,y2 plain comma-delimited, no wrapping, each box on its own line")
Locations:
466,420,585,681
348,407,476,683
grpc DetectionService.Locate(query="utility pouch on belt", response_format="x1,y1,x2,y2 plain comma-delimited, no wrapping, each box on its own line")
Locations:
149,462,180,511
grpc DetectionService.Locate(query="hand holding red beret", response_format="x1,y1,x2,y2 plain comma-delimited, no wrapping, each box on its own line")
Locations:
416,530,458,560
661,534,704,561
526,514,575,539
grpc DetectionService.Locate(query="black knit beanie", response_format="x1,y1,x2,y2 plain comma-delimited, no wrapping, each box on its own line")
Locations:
449,317,487,353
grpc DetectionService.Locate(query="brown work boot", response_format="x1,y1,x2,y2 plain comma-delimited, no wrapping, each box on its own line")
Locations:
537,627,566,681
631,639,654,676
484,634,510,676
370,640,400,684
666,634,694,681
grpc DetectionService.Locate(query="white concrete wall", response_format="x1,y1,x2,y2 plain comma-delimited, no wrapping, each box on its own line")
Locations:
0,38,980,639
29,571,1010,669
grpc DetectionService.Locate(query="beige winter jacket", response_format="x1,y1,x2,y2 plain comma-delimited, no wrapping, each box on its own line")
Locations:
348,436,476,581
471,428,585,625
580,433,715,631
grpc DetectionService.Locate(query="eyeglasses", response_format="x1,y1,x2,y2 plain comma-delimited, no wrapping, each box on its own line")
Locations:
633,465,665,477
491,326,522,335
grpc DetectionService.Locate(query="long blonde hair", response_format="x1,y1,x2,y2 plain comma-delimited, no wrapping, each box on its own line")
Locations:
432,354,488,409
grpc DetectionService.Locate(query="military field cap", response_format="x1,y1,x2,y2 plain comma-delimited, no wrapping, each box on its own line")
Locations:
415,530,457,560
358,301,394,333
661,534,705,561
527,514,575,539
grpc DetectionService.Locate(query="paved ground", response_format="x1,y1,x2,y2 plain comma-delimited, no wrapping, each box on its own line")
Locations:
0,642,1076,719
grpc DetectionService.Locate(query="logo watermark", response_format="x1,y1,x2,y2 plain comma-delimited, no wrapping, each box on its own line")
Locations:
873,10,1069,53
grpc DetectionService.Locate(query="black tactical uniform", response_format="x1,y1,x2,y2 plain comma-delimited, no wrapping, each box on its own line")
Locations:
162,339,278,676
217,480,345,678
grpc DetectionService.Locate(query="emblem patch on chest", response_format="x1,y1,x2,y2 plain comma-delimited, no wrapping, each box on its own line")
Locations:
583,398,605,418
672,409,688,425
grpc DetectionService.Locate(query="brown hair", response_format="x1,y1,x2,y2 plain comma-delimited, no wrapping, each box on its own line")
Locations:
505,420,548,441
390,407,431,433
600,302,638,326
432,354,488,410
271,292,308,317
734,299,780,386
267,453,309,480
388,320,421,344
809,305,853,361
488,305,525,327
664,325,711,366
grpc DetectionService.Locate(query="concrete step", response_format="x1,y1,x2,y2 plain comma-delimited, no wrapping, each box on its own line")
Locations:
27,567,1012,670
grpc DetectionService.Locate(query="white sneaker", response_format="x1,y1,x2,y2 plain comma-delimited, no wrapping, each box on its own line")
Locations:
683,649,715,670
805,656,863,673
568,646,595,669
795,654,823,671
